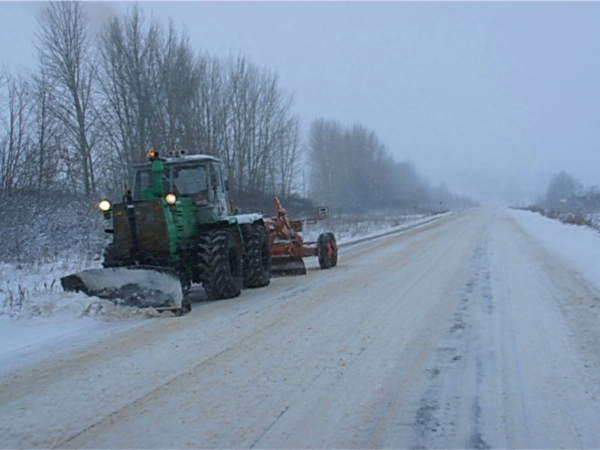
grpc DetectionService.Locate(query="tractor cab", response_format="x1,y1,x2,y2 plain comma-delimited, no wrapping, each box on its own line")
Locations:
132,151,232,222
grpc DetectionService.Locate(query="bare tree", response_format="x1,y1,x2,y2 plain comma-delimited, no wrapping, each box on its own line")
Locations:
308,119,414,212
223,55,300,200
542,171,584,210
390,160,426,208
307,118,346,205
96,5,162,191
0,74,32,193
146,22,200,156
36,1,98,195
28,68,61,192
269,115,301,198
191,54,228,158
94,8,300,203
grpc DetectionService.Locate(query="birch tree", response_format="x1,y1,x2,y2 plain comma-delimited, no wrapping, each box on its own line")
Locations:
223,55,300,199
0,74,31,193
96,5,161,189
28,68,61,193
36,1,98,195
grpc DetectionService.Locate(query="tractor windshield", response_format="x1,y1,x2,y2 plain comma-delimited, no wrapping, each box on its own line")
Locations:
133,170,159,200
133,163,209,200
172,165,209,196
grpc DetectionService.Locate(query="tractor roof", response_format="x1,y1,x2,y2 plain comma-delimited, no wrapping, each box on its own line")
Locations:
133,154,221,169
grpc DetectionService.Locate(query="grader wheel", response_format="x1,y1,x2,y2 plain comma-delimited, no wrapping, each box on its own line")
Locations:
326,232,338,267
317,232,338,269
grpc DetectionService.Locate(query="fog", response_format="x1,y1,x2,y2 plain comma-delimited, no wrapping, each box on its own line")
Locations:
2,1,599,206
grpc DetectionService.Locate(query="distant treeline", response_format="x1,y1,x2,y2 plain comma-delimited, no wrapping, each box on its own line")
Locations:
307,119,475,214
517,170,600,230
0,1,473,215
535,171,600,213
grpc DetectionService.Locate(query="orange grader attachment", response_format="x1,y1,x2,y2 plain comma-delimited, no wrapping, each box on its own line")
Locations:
264,197,338,276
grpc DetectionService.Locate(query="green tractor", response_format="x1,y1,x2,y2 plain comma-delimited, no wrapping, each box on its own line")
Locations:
61,150,271,313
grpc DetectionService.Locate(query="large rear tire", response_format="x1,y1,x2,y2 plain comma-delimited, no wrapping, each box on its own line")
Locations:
197,229,243,300
242,223,272,288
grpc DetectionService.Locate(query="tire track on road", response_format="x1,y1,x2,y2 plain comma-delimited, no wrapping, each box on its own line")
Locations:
359,209,494,448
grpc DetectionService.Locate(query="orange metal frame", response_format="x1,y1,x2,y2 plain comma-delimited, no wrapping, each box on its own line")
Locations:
264,197,320,258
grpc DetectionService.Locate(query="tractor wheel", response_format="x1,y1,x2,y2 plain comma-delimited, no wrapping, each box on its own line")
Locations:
173,296,192,316
242,223,272,288
102,244,120,268
197,229,243,300
181,296,192,314
326,232,338,267
318,232,334,269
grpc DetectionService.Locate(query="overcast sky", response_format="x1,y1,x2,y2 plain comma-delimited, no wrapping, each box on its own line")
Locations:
1,1,600,205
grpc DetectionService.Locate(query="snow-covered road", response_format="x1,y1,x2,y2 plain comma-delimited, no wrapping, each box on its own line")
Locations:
2,207,600,448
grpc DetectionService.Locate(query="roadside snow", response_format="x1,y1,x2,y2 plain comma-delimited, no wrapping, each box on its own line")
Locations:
0,291,172,374
508,208,600,291
0,310,108,373
6,207,599,370
301,213,434,244
0,212,448,368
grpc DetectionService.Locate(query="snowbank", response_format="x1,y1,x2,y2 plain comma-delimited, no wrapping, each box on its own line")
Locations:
508,208,600,290
0,259,174,369
0,290,173,373
302,213,446,245
17,292,170,320
0,258,98,317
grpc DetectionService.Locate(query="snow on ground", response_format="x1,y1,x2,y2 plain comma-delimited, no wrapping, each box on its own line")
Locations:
0,257,97,317
0,259,181,373
0,213,444,369
9,207,597,381
3,208,600,448
301,213,430,243
589,212,600,229
507,208,600,291
0,291,175,375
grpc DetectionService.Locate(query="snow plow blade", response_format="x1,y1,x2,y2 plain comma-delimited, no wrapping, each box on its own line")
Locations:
60,266,184,310
271,256,307,276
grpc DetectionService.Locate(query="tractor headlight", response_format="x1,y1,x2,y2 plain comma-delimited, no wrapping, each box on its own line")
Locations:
99,199,112,211
165,193,177,205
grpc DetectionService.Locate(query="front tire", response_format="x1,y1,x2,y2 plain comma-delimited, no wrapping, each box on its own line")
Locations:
197,229,243,300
